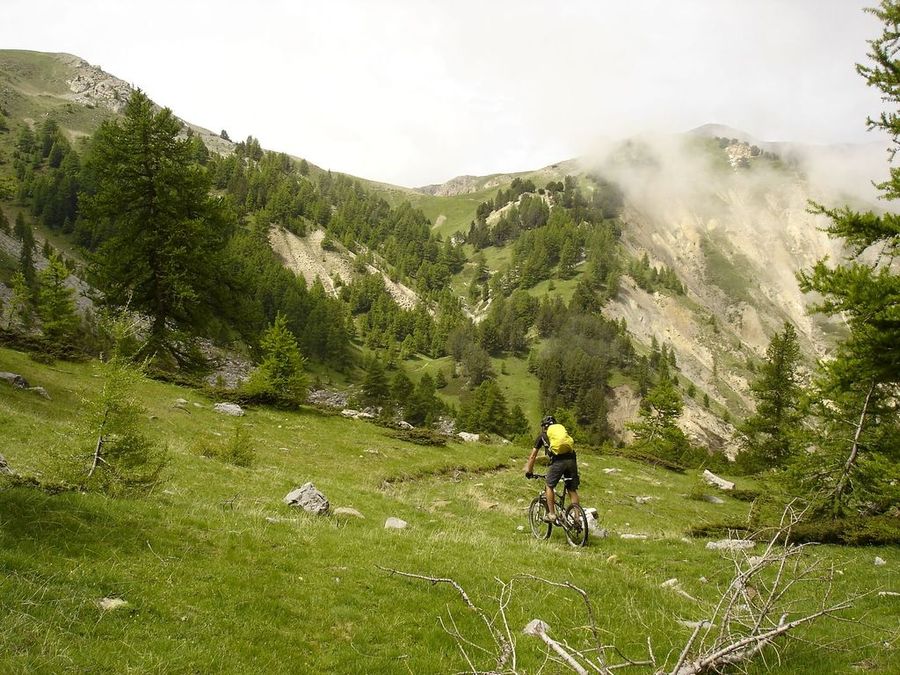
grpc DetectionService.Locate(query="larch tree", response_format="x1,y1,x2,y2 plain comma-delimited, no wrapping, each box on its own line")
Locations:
80,90,232,364
795,0,900,517
37,252,80,348
738,322,804,471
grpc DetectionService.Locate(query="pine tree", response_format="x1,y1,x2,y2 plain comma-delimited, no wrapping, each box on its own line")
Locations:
13,213,36,290
362,355,390,406
4,272,33,330
406,373,440,426
76,316,166,495
81,90,231,362
391,370,414,413
793,1,900,517
37,252,80,347
737,322,804,471
629,375,694,465
243,314,307,407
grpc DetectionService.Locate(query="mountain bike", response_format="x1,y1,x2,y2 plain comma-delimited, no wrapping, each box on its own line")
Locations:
527,474,589,547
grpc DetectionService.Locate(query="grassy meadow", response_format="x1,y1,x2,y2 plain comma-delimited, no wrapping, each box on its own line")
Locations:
1,346,897,674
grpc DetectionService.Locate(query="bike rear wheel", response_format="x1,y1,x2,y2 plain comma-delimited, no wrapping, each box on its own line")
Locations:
563,503,589,547
528,495,552,539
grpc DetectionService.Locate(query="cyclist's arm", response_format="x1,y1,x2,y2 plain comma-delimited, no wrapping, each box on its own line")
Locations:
524,446,539,476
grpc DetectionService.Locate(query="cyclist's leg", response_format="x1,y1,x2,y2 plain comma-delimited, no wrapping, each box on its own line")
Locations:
564,457,581,505
545,485,557,517
545,459,565,520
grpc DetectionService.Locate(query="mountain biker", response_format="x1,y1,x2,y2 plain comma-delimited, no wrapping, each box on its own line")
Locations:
524,415,580,524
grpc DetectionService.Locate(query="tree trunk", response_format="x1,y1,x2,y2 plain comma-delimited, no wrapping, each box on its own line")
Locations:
831,379,876,518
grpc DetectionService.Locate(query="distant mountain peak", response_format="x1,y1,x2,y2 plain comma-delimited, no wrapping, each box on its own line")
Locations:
688,123,759,144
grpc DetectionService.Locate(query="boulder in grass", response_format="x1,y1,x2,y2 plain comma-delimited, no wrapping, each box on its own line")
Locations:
457,432,480,443
283,482,330,515
0,453,12,476
214,402,245,416
0,372,28,388
384,517,408,530
702,469,735,491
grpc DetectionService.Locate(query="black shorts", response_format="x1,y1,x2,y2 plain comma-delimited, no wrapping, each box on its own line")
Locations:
546,454,579,491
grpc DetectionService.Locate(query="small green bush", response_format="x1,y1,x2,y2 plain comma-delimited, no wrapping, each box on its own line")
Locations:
786,516,900,546
388,428,448,447
192,424,255,467
687,522,752,538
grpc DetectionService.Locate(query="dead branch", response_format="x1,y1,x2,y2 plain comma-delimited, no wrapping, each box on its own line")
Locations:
523,620,589,674
377,566,513,672
668,504,856,675
829,379,876,516
380,506,858,675
87,409,109,478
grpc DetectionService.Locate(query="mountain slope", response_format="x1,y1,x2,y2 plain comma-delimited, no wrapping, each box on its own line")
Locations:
1,50,885,451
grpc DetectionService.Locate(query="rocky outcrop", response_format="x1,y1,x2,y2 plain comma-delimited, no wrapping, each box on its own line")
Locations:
61,54,133,113
307,389,349,409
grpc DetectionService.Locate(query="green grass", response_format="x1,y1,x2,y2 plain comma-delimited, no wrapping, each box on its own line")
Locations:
1,351,897,674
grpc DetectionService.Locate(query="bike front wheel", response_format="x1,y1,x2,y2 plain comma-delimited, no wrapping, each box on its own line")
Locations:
563,503,589,547
528,495,552,540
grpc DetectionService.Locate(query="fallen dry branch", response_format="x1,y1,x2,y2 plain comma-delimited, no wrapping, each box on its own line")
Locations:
376,565,515,673
380,507,858,674
667,503,856,675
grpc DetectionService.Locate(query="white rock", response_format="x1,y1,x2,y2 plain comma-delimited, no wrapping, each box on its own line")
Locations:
333,507,364,519
516,525,525,532
874,556,887,566
214,402,244,416
702,469,735,491
635,496,654,504
706,539,755,551
98,597,128,611
661,578,680,588
398,421,414,430
602,468,622,474
457,432,480,442
384,517,408,530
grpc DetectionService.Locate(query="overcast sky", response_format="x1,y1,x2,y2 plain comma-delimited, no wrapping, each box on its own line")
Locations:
1,0,887,186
